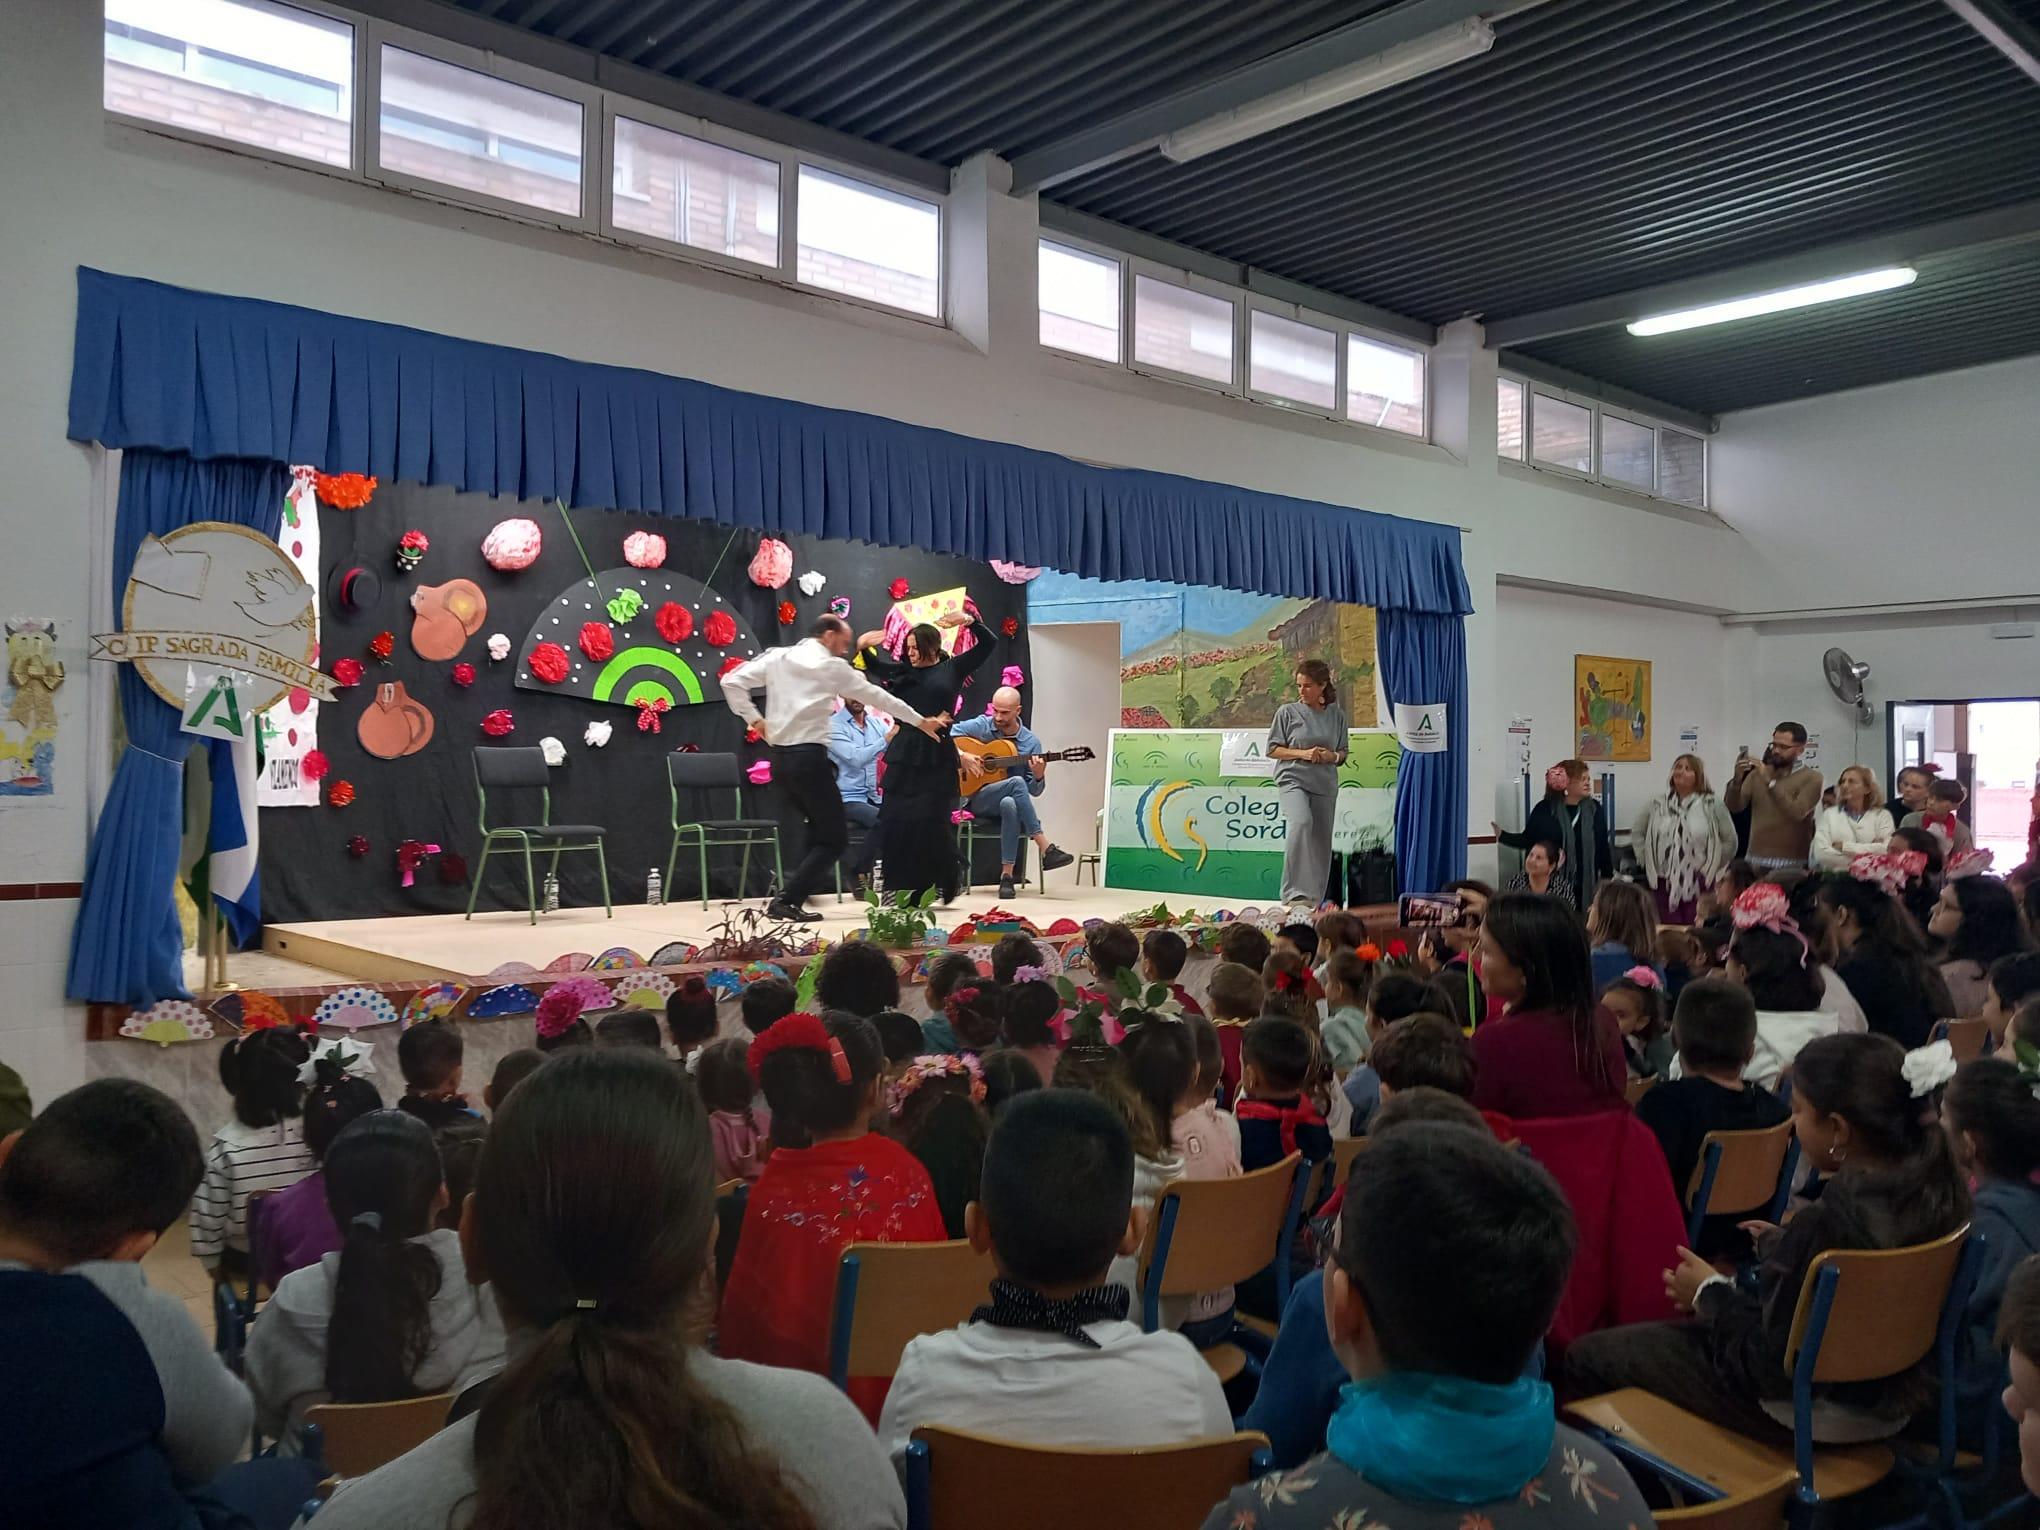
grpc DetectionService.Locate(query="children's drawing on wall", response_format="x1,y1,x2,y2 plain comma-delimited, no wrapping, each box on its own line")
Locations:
2,615,63,797
1029,572,1378,730
1574,653,1651,762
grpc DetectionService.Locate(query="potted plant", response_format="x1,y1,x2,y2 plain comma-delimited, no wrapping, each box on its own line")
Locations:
862,885,940,949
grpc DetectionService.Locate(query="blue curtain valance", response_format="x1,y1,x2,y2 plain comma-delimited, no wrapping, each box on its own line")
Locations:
69,269,1470,616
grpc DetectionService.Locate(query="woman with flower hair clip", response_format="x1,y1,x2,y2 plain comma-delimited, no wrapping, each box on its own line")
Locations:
886,1053,989,1237
1822,859,1955,1049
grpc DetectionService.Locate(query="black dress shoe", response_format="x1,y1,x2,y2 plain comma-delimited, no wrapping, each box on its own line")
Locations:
766,899,819,924
1039,845,1075,872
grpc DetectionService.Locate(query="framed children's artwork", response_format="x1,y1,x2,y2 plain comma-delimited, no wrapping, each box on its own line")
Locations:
1574,654,1651,762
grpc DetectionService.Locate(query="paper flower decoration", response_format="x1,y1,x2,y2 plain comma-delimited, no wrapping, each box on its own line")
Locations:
748,537,793,589
828,596,851,619
528,641,570,684
717,655,745,678
777,600,797,626
535,985,590,1040
396,530,429,572
578,622,615,663
623,531,667,568
328,779,356,808
705,610,737,648
346,834,370,858
1001,665,1025,687
635,697,670,734
584,719,612,748
396,839,441,887
654,601,693,644
889,578,910,600
300,749,330,783
990,561,1041,584
439,853,468,885
481,709,515,737
487,633,511,662
950,808,975,825
368,630,395,663
1001,617,1019,638
745,725,763,744
606,588,644,624
797,570,827,597
540,736,566,766
747,760,773,785
330,657,365,688
482,518,543,571
313,472,377,509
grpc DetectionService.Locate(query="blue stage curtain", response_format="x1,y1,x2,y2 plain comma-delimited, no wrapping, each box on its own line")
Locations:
1378,609,1469,894
66,451,288,1006
68,269,1471,618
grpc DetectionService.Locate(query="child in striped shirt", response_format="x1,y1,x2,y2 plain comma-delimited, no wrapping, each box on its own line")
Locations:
189,1026,316,1283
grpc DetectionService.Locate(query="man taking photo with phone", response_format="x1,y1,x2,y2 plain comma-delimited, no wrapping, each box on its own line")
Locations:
1724,722,1823,872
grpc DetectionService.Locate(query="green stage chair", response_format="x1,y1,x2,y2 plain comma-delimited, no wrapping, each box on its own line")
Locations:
465,747,612,924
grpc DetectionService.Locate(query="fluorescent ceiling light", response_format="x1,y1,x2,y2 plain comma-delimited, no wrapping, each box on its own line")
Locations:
1158,19,1496,163
1626,267,1917,336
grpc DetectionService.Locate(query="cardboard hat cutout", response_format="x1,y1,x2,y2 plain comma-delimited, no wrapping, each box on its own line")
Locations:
325,564,383,620
409,578,488,661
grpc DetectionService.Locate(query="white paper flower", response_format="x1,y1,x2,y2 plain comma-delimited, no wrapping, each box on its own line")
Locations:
297,1036,375,1084
797,570,827,597
1902,1039,1957,1100
487,633,511,661
540,736,567,767
584,720,612,748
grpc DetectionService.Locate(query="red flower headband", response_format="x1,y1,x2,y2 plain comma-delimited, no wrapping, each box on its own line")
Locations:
944,986,984,1021
1848,849,1928,897
747,1011,852,1085
1271,969,1305,993
1731,883,1808,967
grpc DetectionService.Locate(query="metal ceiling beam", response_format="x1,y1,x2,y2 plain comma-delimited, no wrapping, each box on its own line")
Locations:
1006,0,1512,195
1941,0,2040,86
1482,198,2040,349
1494,353,1718,436
340,0,952,193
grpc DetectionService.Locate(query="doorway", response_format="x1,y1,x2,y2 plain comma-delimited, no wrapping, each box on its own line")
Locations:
1890,699,2037,867
1025,622,1120,869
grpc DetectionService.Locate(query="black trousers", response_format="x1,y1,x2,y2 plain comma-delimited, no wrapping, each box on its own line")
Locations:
774,744,846,907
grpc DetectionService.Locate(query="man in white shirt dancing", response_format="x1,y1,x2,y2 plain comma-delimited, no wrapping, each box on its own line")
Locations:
720,615,945,923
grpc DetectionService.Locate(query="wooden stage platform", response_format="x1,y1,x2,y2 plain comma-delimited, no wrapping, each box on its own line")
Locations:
264,885,1169,985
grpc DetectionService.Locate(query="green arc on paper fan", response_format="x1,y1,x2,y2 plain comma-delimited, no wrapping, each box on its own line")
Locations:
591,646,703,708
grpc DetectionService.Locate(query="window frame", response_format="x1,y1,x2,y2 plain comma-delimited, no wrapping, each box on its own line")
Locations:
1127,259,1242,394
599,99,789,281
1656,423,1710,509
362,18,599,232
789,160,948,326
1036,235,1128,366
101,0,367,177
1503,371,1710,508
1595,406,1658,496
1341,327,1428,441
1527,387,1597,481
1496,376,1527,463
1244,298,1342,417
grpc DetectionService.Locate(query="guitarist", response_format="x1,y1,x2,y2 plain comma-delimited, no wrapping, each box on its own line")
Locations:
954,686,1077,900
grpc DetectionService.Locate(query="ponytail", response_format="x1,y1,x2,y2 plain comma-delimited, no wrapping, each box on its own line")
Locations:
219,1027,312,1129
1116,1015,1196,1155
1297,658,1336,706
322,1112,444,1403
751,1012,883,1150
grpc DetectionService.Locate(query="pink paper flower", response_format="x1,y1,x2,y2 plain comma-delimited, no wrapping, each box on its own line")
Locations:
748,537,793,589
482,518,542,570
747,760,773,786
623,531,667,568
1001,665,1025,688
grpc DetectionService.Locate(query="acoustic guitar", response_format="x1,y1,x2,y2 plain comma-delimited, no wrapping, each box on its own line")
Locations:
955,737,1096,798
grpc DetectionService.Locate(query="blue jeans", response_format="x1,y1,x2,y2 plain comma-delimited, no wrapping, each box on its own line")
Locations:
972,775,1041,866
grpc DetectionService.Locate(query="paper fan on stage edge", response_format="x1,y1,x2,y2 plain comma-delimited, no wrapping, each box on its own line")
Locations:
468,983,540,1019
649,941,699,966
313,987,402,1031
546,975,616,1015
122,1000,214,1047
543,953,596,974
208,991,292,1032
588,947,647,972
484,961,539,980
402,982,467,1028
612,972,677,1010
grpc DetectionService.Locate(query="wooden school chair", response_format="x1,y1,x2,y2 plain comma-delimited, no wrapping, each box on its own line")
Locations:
1684,1120,1798,1247
1569,1226,1981,1522
827,1238,995,1392
303,1392,455,1478
903,1424,1270,1530
1138,1152,1306,1381
1626,1074,1660,1106
1944,1019,1991,1063
1308,1136,1368,1205
1657,1469,1799,1530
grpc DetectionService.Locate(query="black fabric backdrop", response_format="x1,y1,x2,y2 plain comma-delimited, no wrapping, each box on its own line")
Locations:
259,481,1030,922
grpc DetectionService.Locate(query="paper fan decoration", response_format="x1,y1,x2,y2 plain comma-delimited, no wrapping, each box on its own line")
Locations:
649,940,700,966
312,986,402,1031
401,982,467,1028
209,990,293,1031
547,975,615,1014
588,946,648,972
515,567,761,714
484,961,540,980
613,973,678,1011
467,983,540,1018
544,952,596,974
740,961,790,985
122,1000,214,1047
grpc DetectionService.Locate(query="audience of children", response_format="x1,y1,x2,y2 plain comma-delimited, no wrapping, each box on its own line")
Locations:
252,1037,381,1288
484,1048,545,1112
1206,959,1263,1100
191,1025,317,1281
978,1047,1044,1116
886,1052,989,1237
1566,1031,1970,1443
1932,873,2032,1019
740,975,799,1036
664,975,720,1065
697,1037,769,1184
1067,1013,1190,1305
245,1109,505,1444
1889,825,1949,931
1600,967,1672,1079
1141,928,1204,1016
999,979,1062,1084
2000,1257,2040,1497
1369,1013,1479,1107
990,933,1044,986
310,1047,905,1530
1273,923,1326,1001
1821,869,1955,1048
879,1089,1230,1460
1719,883,1841,1088
817,938,903,1018
394,1020,489,1235
1217,921,1273,979
1341,971,1449,1127
1585,878,1663,994
1906,775,1976,854
871,1008,925,1077
593,1010,664,1050
918,954,981,1052
1318,949,1371,1071
1469,894,1626,1120
1980,951,2040,1050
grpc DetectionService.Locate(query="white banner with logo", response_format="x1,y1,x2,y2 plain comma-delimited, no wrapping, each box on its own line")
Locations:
1395,701,1448,754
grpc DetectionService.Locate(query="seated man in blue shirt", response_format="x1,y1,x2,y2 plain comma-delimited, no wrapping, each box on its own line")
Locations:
827,697,889,889
952,686,1075,900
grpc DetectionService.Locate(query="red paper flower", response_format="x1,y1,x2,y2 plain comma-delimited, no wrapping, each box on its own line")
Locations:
635,697,670,734
450,662,476,688
345,834,370,858
889,579,910,601
330,657,365,688
481,709,515,737
528,641,570,684
1001,617,1019,638
396,839,440,887
717,655,746,678
1386,938,1409,960
705,610,737,648
368,630,395,663
578,622,615,663
328,780,356,808
398,530,429,553
655,601,693,644
300,749,330,783
745,725,763,744
313,471,377,509
439,853,468,885
777,600,797,626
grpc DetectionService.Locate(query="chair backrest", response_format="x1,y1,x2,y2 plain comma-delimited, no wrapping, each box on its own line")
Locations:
303,1393,454,1477
828,1239,995,1388
1626,1074,1659,1106
1785,1224,1970,1383
905,1425,1268,1530
1310,1136,1368,1204
1686,1119,1795,1226
1139,1153,1302,1320
1945,1019,1990,1063
1656,1469,1798,1530
474,746,550,790
668,750,744,792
